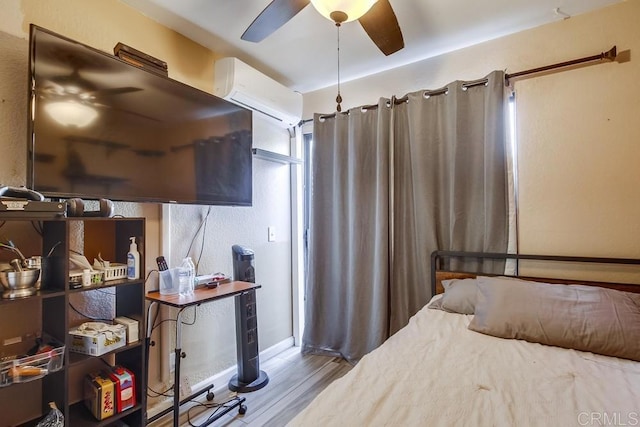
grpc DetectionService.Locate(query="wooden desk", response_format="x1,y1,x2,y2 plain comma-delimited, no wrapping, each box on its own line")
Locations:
146,280,261,307
145,281,260,426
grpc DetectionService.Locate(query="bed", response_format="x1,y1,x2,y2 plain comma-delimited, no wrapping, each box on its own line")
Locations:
289,251,640,426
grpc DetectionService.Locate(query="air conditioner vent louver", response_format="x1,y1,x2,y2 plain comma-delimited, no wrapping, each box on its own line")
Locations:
230,97,284,123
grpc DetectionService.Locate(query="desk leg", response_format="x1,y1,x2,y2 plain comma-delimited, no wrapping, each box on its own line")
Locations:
145,302,157,425
146,304,247,426
173,346,181,427
172,308,185,427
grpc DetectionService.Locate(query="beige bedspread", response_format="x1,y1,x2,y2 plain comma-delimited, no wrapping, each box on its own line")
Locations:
289,297,640,426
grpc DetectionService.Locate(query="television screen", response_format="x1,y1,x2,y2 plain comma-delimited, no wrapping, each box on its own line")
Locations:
27,25,253,206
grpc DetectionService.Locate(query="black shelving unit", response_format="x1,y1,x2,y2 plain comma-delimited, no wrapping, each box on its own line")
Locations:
0,217,146,426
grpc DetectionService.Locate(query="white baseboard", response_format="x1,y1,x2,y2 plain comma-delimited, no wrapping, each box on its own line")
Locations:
191,336,294,394
147,336,295,420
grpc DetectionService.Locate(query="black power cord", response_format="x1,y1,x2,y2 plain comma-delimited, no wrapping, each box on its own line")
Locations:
68,303,112,322
187,396,244,427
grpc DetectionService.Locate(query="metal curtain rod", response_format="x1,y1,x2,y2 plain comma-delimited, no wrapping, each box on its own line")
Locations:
505,46,617,83
314,101,389,121
312,79,492,122
302,46,618,124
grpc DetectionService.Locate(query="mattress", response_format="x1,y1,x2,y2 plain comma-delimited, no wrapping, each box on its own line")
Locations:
289,296,640,426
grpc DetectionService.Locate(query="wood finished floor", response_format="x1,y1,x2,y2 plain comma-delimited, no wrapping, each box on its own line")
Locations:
149,346,352,427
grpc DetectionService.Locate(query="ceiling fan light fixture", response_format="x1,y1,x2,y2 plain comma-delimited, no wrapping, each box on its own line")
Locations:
44,100,98,127
310,0,378,23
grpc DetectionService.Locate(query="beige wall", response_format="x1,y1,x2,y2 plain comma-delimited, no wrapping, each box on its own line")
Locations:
304,1,640,279
0,0,293,412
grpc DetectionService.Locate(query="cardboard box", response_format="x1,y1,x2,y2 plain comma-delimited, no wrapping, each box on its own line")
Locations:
109,366,136,412
113,317,139,344
84,372,115,420
69,323,126,356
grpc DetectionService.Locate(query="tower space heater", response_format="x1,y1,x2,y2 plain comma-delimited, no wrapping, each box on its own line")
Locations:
229,245,269,392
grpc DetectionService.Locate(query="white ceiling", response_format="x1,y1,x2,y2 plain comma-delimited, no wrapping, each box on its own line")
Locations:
121,0,623,94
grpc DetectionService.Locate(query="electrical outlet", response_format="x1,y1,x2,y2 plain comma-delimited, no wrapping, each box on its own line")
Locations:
268,226,276,242
169,352,175,374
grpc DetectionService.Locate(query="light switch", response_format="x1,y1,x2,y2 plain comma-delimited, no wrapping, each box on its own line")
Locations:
268,226,276,242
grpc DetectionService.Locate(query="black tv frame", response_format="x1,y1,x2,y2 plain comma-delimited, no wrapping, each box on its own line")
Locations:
26,24,253,206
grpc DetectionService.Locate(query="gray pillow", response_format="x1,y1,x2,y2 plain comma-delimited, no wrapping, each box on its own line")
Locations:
428,278,478,314
468,276,640,361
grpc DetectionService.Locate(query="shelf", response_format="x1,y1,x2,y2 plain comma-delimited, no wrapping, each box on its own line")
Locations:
252,148,302,164
69,401,143,427
0,288,65,305
69,278,145,293
0,216,146,426
69,341,144,367
39,289,67,299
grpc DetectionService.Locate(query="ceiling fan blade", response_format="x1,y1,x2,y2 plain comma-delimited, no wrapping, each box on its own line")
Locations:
242,0,310,42
358,0,404,56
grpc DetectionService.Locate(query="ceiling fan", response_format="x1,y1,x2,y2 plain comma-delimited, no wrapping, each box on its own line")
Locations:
242,0,404,56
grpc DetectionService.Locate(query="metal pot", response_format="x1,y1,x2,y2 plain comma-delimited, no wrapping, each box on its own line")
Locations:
0,268,40,290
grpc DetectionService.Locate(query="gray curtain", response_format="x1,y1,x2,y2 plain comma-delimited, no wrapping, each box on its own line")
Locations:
390,70,508,333
302,99,391,363
303,70,508,359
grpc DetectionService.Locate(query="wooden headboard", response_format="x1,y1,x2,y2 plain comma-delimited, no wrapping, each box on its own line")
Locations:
431,251,640,295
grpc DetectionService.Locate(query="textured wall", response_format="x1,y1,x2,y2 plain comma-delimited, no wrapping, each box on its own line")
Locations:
0,31,28,186
165,114,293,383
0,0,293,408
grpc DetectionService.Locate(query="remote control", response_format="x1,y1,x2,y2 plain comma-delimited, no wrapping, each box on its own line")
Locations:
156,256,168,271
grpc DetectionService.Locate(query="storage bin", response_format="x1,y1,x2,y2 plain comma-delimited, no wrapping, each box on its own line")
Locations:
94,263,128,281
69,269,103,287
0,335,65,387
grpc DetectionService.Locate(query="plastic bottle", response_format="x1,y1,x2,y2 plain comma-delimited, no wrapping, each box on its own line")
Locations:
82,269,91,287
178,257,195,296
127,237,140,280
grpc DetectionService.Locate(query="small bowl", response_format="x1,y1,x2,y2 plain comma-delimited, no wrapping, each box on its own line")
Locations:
0,268,40,290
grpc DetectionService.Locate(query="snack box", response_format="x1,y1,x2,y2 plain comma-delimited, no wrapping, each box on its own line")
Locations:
69,323,126,356
84,372,115,420
109,365,136,412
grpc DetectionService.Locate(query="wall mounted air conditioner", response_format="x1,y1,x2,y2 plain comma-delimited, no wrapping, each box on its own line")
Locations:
214,57,303,128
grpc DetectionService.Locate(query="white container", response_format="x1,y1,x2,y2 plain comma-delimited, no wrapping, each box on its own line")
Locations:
159,268,180,295
82,269,91,287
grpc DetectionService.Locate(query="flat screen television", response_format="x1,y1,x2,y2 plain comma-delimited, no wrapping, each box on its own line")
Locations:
27,25,253,206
